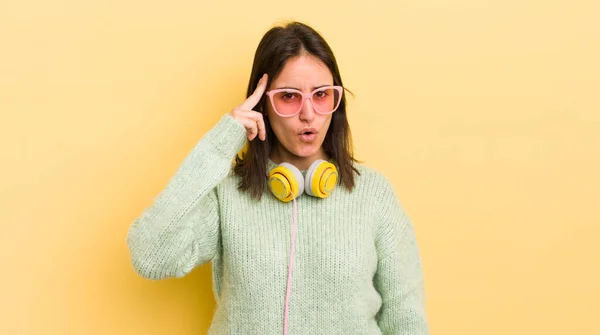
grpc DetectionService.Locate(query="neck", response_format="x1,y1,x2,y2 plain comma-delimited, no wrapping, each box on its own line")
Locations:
270,144,329,171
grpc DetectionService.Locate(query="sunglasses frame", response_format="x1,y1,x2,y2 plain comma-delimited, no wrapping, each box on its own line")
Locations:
265,85,344,117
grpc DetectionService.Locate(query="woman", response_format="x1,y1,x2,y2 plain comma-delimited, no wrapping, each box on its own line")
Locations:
127,21,429,334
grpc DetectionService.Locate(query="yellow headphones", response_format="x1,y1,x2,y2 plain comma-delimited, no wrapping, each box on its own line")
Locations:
267,159,338,202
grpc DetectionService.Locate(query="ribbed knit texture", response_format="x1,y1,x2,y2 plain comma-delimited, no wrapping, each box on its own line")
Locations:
126,114,429,334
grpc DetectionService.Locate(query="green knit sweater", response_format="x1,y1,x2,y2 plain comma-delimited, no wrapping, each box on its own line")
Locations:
126,114,429,334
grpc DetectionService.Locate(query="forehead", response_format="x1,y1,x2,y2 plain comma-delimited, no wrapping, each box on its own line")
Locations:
271,54,333,88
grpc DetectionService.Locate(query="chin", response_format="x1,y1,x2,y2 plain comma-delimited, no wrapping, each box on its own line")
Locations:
292,142,324,158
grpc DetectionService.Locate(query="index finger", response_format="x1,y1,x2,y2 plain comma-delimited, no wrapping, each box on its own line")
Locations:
241,73,268,110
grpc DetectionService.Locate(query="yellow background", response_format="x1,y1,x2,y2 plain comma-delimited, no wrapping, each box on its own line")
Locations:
1,0,598,334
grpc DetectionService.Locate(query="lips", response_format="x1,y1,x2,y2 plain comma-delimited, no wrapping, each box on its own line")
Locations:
299,127,318,135
299,133,317,142
299,127,318,143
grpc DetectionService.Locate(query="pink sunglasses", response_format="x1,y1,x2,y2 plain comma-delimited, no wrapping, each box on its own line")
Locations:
265,86,343,117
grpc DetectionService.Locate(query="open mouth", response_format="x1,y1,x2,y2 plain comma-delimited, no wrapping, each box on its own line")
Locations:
299,130,317,142
298,127,318,142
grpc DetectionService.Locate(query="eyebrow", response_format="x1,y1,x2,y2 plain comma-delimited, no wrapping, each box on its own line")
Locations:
275,84,331,91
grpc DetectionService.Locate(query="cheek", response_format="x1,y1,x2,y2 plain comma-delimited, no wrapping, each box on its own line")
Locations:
322,116,333,133
267,113,291,141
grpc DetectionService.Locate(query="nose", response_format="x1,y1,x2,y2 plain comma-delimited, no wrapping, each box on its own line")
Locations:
299,96,315,121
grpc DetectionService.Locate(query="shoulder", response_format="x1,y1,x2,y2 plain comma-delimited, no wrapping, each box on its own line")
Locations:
352,162,398,198
353,164,416,259
340,161,406,217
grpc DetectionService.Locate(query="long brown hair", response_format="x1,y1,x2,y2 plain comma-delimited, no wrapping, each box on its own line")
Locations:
233,21,360,200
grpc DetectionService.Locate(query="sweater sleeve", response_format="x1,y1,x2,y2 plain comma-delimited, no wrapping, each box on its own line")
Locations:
373,180,429,334
126,113,247,280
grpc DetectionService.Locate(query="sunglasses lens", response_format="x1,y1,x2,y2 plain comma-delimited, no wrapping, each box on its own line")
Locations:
272,91,303,116
312,87,341,114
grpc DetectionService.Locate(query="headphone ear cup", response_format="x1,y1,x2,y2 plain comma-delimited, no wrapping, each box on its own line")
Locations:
267,163,304,202
305,160,338,198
